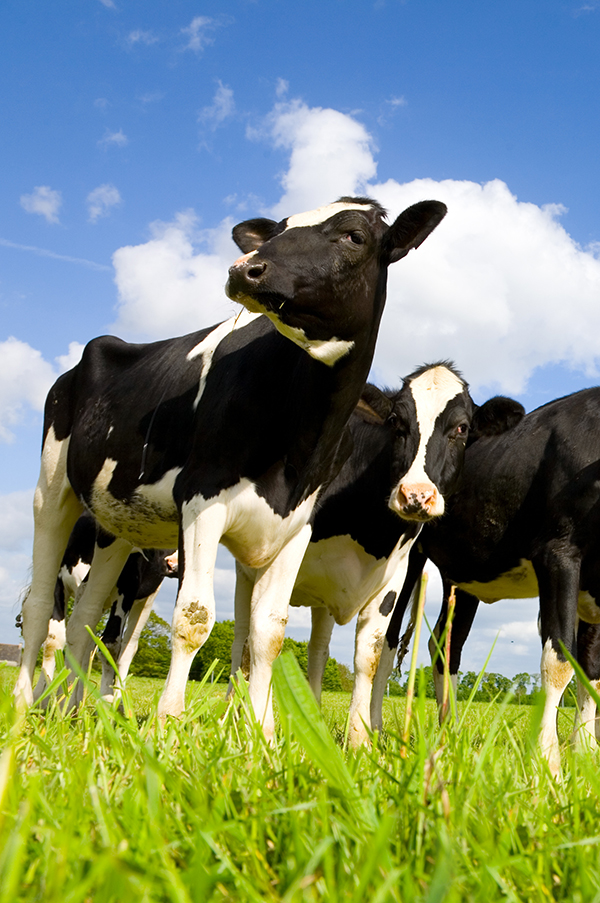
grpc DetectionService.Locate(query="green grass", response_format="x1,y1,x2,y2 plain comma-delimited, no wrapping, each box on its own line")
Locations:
2,658,600,902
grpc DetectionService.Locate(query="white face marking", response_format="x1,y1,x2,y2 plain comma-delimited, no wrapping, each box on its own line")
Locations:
187,310,262,409
393,367,465,517
284,201,373,231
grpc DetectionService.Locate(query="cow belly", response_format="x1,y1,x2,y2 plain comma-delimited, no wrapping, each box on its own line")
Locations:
217,479,320,570
290,534,411,625
90,462,181,547
458,558,539,603
577,591,600,624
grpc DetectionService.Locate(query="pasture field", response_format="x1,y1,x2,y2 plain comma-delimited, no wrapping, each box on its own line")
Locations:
1,657,600,902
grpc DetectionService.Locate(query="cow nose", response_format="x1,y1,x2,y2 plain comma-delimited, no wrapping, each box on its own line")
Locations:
391,482,440,519
229,253,268,284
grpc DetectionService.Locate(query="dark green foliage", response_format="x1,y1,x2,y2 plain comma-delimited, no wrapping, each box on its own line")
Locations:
189,620,235,682
128,611,171,679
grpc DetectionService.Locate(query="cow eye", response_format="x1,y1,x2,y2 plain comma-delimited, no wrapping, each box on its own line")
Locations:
456,423,468,436
344,231,364,245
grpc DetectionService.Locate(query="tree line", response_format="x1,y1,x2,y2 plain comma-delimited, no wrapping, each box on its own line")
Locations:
125,615,562,704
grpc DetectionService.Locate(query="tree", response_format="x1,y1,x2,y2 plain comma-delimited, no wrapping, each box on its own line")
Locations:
189,620,235,682
129,611,171,679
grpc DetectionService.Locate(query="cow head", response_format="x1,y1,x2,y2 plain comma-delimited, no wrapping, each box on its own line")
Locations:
226,197,446,367
358,367,524,523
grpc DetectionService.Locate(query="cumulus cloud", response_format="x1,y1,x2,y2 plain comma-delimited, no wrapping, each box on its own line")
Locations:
128,29,158,45
0,339,85,443
111,96,600,402
87,183,122,222
180,16,227,53
112,211,239,338
0,339,56,442
98,129,128,149
248,100,378,219
199,81,235,131
20,185,62,224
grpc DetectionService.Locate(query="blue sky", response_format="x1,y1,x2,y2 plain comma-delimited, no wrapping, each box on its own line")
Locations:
2,0,600,678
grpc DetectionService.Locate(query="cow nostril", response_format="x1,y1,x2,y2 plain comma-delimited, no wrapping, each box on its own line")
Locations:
246,262,267,281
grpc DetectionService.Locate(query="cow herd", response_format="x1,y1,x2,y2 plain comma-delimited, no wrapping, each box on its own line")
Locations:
11,195,600,776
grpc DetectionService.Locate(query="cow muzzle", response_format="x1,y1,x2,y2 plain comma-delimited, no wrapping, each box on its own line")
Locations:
389,481,444,521
226,252,270,303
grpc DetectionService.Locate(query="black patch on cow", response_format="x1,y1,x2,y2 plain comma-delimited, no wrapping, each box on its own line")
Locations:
379,591,396,617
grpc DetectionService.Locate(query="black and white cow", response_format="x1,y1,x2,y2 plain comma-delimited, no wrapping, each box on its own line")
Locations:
32,513,177,703
231,367,522,746
14,196,447,738
385,386,600,775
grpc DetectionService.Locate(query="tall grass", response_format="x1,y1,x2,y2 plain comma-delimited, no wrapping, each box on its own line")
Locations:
1,657,600,901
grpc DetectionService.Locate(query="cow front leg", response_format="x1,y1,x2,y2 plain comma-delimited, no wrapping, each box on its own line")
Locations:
348,593,393,747
14,433,83,708
572,619,600,750
536,546,580,777
158,500,226,720
307,607,335,704
429,586,479,720
247,525,313,742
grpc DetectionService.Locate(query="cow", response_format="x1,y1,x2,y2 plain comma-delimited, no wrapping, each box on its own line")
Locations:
14,195,447,740
31,513,177,703
230,368,522,745
384,385,600,776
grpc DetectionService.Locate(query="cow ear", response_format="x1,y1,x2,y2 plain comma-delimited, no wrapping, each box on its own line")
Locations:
356,384,394,424
469,396,525,442
232,218,282,253
383,200,447,264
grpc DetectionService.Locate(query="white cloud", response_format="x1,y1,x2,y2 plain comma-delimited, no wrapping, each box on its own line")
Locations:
56,342,85,373
98,129,128,149
111,97,600,401
20,185,62,224
98,0,116,8
0,339,56,442
181,16,221,53
128,29,158,45
112,211,239,338
199,81,235,130
87,183,122,222
249,100,378,219
0,339,85,443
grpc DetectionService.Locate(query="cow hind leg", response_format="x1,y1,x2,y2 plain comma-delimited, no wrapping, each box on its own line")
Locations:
572,619,600,751
227,562,255,700
14,433,83,708
100,589,160,702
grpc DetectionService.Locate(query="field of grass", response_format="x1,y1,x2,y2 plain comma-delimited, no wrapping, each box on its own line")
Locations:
2,656,600,902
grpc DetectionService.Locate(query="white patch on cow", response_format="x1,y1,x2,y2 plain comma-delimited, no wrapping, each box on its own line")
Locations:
261,314,354,366
459,559,539,603
290,531,415,625
391,366,465,517
205,477,320,569
539,637,574,776
284,201,374,231
187,310,262,409
577,591,600,624
90,460,181,547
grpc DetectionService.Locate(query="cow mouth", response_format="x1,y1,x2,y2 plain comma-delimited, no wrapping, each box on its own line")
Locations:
225,279,287,315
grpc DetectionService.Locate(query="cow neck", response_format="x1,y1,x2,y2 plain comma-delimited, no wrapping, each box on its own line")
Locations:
286,289,386,505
